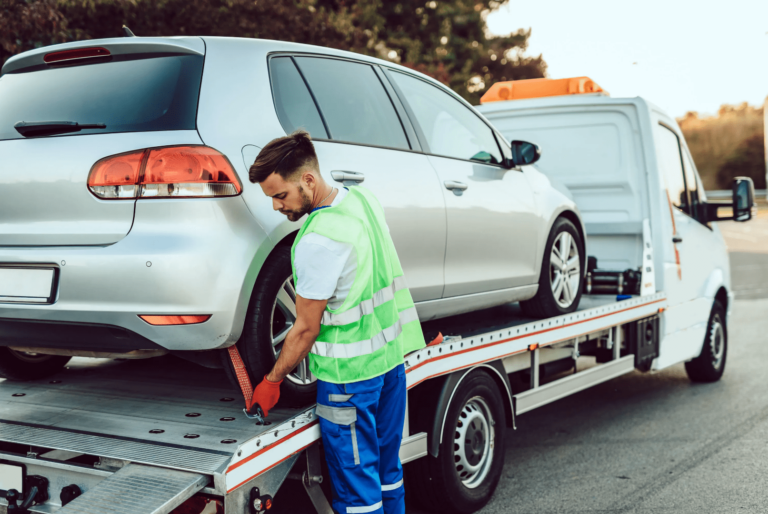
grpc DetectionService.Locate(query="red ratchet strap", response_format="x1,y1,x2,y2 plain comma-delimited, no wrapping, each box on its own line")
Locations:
227,345,253,408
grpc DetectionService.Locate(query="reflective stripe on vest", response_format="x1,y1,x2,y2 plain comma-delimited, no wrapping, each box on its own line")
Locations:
311,306,419,359
321,275,409,327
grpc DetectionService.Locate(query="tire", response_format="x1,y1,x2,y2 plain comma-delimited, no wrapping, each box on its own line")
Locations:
0,348,70,380
520,217,584,318
222,245,316,406
407,370,506,514
685,300,727,383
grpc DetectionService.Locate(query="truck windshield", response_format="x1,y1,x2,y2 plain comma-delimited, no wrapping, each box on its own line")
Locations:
0,55,203,141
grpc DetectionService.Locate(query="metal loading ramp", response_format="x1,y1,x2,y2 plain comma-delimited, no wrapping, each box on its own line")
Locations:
56,463,207,514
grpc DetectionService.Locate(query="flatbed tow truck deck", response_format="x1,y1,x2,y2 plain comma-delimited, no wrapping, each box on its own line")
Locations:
0,292,666,513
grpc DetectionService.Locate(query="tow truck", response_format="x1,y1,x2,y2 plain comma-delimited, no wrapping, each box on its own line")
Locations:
0,77,755,514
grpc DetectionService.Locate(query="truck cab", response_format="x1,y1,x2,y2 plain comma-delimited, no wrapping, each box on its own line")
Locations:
477,77,755,373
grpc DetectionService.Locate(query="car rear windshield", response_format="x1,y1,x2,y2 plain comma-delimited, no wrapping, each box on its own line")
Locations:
0,55,204,141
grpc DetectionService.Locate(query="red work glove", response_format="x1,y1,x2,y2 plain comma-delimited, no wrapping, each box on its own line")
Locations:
248,375,282,417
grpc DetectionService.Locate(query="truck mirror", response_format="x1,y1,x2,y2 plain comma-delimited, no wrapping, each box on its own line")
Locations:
510,140,541,167
732,176,756,222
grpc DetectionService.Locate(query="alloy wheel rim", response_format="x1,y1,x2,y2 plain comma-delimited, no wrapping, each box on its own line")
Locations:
453,396,494,489
270,276,316,386
550,231,580,308
710,317,725,370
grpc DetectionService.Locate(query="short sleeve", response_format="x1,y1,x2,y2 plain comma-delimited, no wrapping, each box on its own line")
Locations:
294,233,353,301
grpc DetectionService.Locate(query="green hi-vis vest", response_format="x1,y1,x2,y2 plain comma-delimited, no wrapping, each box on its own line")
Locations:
291,187,425,384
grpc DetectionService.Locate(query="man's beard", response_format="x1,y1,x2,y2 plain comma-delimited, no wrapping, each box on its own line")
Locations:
281,186,313,222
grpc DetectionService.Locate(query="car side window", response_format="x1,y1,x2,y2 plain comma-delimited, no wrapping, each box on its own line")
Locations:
681,148,702,219
655,124,690,215
269,57,328,138
294,57,410,150
388,70,502,164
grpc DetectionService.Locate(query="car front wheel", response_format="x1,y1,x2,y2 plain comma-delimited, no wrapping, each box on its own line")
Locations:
0,347,70,380
521,217,584,318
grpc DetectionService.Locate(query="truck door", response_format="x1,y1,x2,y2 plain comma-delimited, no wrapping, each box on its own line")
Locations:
653,120,724,363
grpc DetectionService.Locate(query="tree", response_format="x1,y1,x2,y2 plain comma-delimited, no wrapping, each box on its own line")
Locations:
716,133,766,190
3,0,546,105
0,0,67,65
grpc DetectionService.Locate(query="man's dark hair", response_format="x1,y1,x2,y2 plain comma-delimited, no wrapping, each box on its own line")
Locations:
249,130,319,183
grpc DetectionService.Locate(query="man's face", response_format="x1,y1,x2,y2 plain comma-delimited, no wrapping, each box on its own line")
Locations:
260,172,312,222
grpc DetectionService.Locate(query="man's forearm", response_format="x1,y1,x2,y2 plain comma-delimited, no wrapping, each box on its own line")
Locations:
266,326,317,382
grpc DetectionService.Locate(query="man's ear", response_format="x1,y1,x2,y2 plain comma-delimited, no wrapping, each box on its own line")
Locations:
300,168,318,190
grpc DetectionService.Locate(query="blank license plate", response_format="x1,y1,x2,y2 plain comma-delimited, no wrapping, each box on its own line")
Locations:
0,267,55,303
0,463,23,493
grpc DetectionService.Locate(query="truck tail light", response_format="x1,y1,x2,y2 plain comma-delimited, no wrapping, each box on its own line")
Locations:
139,315,212,326
88,146,242,200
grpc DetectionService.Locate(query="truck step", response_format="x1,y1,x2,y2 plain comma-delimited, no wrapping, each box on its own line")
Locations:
57,463,207,514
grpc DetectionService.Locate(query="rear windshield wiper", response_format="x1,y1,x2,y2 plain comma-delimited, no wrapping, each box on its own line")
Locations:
14,121,106,137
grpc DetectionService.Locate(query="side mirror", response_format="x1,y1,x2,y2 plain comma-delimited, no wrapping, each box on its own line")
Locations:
509,140,541,167
732,176,756,222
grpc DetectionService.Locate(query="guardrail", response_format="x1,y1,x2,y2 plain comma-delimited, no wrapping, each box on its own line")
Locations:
706,189,767,199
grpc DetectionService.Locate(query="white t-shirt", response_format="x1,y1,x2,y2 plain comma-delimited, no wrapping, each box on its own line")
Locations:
294,188,356,310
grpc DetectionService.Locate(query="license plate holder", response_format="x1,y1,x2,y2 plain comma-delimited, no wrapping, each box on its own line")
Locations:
0,266,57,304
0,461,26,497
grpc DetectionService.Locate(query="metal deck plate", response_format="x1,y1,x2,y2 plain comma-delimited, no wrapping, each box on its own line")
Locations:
57,463,207,514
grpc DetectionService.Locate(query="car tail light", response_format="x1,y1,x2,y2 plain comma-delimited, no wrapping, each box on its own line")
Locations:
44,47,111,64
88,146,242,200
139,315,212,326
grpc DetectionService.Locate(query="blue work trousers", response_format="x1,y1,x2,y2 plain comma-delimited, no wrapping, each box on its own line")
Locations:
316,364,406,514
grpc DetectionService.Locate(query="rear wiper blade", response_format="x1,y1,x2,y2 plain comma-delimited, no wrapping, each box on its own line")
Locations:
14,121,107,137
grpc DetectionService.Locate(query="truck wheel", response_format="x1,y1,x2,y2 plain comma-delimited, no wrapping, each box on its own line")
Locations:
685,301,727,383
223,245,316,406
521,217,584,318
408,370,506,513
0,348,70,380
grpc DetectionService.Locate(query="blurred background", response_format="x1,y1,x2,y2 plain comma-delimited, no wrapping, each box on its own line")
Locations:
1,0,766,190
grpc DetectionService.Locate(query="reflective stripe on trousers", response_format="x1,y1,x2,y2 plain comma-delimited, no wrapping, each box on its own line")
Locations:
311,306,419,359
316,364,406,514
321,276,409,326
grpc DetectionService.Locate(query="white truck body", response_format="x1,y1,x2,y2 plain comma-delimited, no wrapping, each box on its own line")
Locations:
478,94,733,372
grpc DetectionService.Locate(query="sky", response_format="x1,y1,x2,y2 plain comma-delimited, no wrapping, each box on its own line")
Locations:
485,0,768,118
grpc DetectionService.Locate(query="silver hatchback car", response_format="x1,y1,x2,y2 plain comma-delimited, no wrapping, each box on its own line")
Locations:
0,36,585,403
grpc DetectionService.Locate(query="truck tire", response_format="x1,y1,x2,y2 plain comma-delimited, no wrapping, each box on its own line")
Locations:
685,300,727,383
0,348,70,380
521,217,584,318
407,370,505,513
223,245,316,406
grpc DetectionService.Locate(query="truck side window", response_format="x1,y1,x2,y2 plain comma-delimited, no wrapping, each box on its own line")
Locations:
655,124,690,215
294,57,410,150
681,149,702,220
388,70,503,165
269,57,328,138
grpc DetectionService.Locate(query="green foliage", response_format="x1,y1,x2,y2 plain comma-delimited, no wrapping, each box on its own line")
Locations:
1,0,546,105
0,0,67,65
679,103,765,190
716,133,766,190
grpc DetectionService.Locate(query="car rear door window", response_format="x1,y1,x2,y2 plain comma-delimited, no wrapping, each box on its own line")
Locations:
0,55,203,141
388,71,502,164
269,57,328,138
294,57,410,150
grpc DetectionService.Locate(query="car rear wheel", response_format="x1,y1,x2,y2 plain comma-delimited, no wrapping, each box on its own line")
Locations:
0,347,70,380
223,245,316,406
521,217,584,318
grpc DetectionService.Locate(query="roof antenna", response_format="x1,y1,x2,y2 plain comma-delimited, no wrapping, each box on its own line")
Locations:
122,25,137,37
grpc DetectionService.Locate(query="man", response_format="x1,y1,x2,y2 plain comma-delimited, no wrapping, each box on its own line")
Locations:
247,130,425,514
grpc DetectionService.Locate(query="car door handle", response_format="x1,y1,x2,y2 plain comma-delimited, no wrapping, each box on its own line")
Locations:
672,236,683,243
444,181,468,196
331,170,365,186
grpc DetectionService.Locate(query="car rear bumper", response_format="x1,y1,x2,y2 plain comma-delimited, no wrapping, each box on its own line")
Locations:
0,196,270,351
